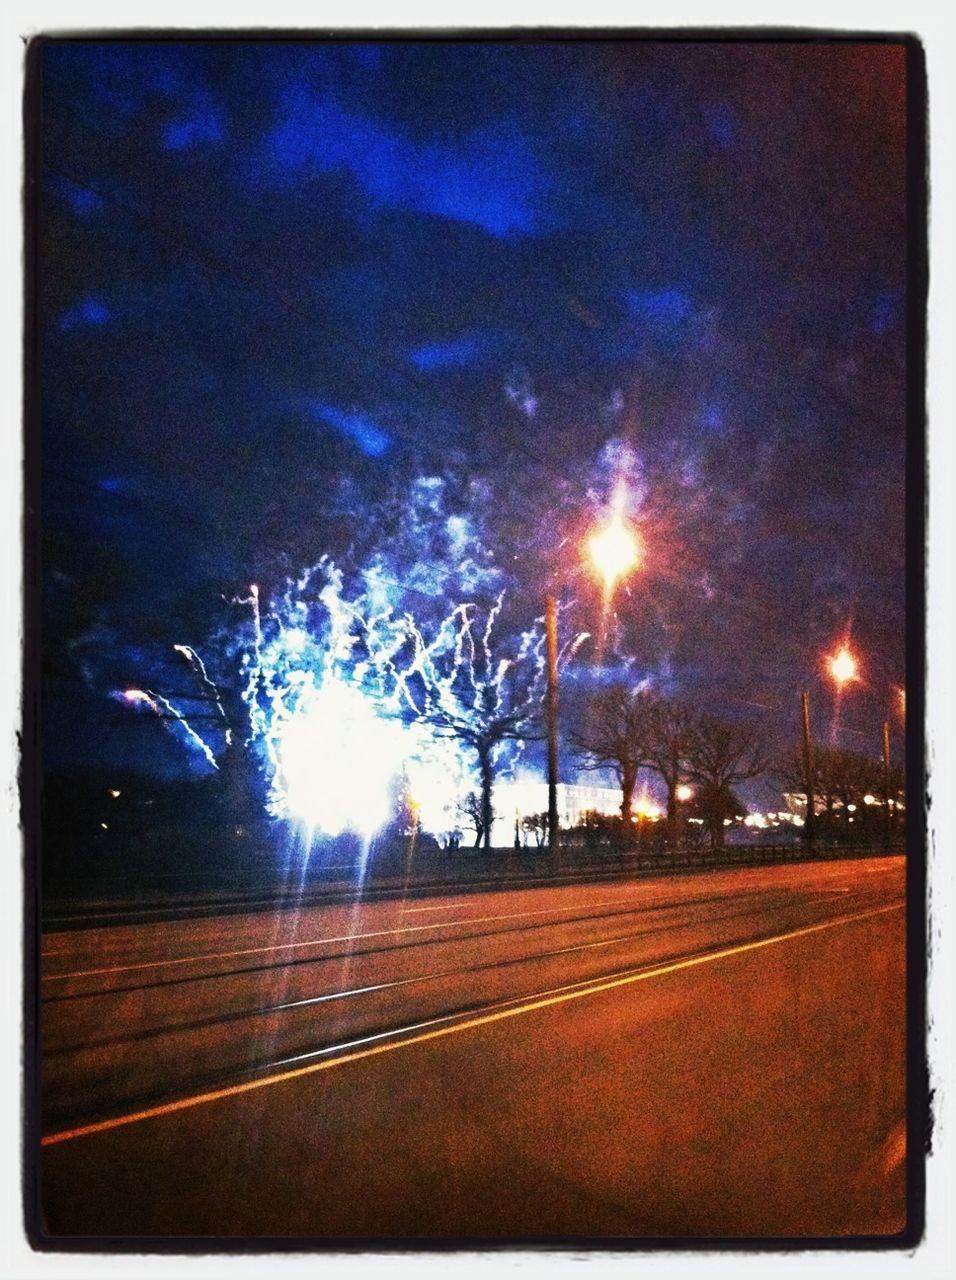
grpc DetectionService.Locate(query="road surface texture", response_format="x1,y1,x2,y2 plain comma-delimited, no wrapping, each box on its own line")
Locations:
37,855,907,1241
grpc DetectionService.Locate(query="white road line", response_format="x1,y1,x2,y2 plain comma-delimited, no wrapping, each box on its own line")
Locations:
41,877,894,979
41,899,904,1147
41,897,634,980
400,902,471,913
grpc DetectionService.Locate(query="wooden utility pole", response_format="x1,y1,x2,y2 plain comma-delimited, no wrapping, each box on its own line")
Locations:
801,690,815,849
546,594,560,859
883,719,892,851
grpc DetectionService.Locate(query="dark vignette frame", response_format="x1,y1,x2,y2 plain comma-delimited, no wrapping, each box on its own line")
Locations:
20,25,929,1257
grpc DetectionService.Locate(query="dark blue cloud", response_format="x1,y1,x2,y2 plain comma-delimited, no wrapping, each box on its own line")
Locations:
59,297,111,331
353,45,384,72
626,287,693,331
408,333,484,372
306,400,391,457
54,176,101,216
43,41,185,118
262,87,549,237
163,105,224,151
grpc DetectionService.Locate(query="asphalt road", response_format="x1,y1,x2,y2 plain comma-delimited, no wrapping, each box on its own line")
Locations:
37,855,908,1241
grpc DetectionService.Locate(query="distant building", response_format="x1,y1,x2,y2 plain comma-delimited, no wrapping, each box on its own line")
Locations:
491,780,624,845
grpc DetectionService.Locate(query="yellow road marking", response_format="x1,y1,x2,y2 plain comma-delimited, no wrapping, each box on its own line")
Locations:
41,900,903,1147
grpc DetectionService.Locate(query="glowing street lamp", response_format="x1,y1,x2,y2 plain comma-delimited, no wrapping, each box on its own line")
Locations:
587,513,642,592
545,506,641,858
827,646,859,688
802,642,863,851
675,784,693,802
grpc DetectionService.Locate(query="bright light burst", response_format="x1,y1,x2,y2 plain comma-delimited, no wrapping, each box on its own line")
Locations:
827,646,859,687
230,560,558,837
117,485,593,839
274,679,407,836
587,512,641,591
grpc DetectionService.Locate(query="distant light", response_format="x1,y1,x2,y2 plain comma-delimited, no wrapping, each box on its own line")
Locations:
588,514,641,591
676,784,693,802
828,646,859,687
100,823,108,830
847,803,857,813
863,794,876,805
723,818,732,825
632,795,661,819
109,789,121,799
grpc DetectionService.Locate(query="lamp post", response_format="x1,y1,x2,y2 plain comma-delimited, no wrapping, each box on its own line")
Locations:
882,719,892,851
545,593,560,857
545,507,641,857
801,645,858,850
818,642,860,845
801,689,815,850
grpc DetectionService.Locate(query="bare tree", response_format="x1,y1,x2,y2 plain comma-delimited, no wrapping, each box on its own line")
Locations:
641,699,698,847
424,694,539,848
416,606,545,850
772,748,818,835
687,783,747,847
774,745,896,843
456,792,489,849
521,812,549,848
815,747,889,842
822,748,880,813
687,714,766,847
569,684,653,824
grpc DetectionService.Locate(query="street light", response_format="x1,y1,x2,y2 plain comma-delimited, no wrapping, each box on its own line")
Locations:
827,645,859,688
802,642,871,853
545,507,641,856
801,689,816,850
587,512,642,592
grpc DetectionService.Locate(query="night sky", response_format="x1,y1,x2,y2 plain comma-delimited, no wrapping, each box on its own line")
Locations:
36,37,908,792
